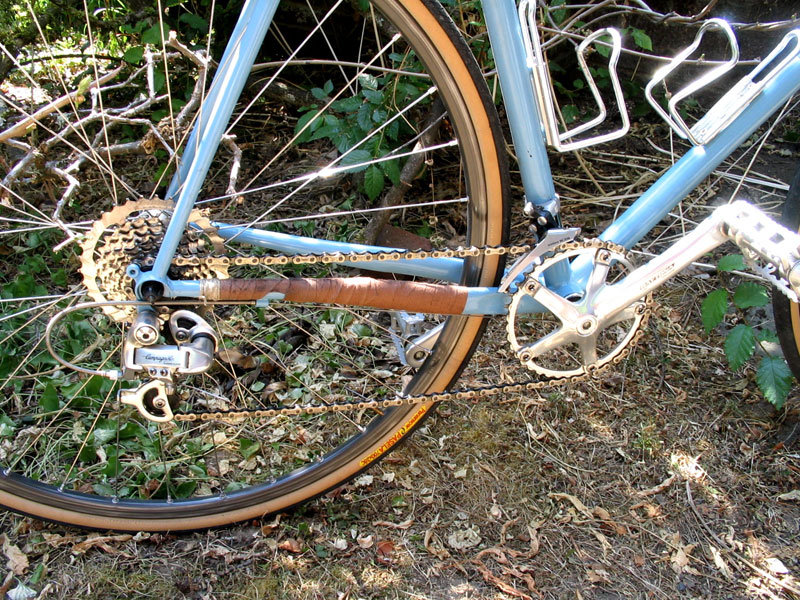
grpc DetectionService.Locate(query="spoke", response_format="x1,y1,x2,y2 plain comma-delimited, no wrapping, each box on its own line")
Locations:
226,0,348,135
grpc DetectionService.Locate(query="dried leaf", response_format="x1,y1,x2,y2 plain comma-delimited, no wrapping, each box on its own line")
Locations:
636,474,677,497
217,348,257,369
332,538,348,551
471,557,533,600
278,538,302,553
777,489,800,502
670,542,697,574
708,545,732,579
376,540,395,565
765,557,790,574
447,525,481,550
356,534,374,549
586,568,611,584
527,525,540,557
423,529,450,560
548,493,593,519
71,534,133,556
6,582,36,600
1,534,28,575
260,513,282,536
42,533,80,547
373,518,414,530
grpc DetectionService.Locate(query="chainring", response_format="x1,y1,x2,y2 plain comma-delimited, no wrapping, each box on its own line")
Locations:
80,199,228,322
506,239,651,378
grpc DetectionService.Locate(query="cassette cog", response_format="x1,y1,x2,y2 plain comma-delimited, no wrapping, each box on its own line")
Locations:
80,199,228,322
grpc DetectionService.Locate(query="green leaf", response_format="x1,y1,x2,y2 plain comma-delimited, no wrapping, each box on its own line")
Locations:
356,103,373,131
174,481,198,498
701,289,728,333
39,382,59,412
717,254,746,272
122,46,144,64
331,96,362,113
371,107,388,124
364,165,384,200
756,355,793,410
595,34,612,58
757,329,779,344
362,89,383,105
724,324,755,371
178,12,209,32
380,158,401,187
152,69,166,94
239,438,261,459
0,415,14,437
561,104,580,124
631,28,653,51
358,74,378,91
311,86,329,101
549,0,568,25
294,109,321,143
733,282,768,309
142,23,170,46
339,149,372,172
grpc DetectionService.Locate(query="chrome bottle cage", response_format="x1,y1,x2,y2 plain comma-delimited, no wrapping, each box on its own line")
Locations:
518,0,630,151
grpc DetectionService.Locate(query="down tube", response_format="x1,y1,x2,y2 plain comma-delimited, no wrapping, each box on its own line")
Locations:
599,58,800,252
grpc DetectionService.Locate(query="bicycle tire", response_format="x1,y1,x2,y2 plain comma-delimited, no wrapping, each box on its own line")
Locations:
773,167,800,378
0,0,508,530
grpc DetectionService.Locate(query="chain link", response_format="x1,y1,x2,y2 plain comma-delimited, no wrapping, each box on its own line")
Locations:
173,243,534,270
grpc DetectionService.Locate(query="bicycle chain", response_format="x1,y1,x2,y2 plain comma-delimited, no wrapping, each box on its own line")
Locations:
159,241,651,423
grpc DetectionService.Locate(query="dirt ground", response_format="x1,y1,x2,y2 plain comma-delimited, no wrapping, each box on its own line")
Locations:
2,115,800,599
1,306,798,600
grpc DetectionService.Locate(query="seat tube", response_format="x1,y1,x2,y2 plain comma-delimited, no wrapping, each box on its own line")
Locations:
482,1,557,210
482,3,572,289
147,0,280,286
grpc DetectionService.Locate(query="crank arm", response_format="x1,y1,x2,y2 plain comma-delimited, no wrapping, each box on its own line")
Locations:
592,200,800,321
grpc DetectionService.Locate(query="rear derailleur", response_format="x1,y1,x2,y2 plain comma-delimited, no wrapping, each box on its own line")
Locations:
118,309,217,422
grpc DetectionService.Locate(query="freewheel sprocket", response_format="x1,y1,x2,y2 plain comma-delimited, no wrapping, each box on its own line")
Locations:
81,199,228,322
506,239,651,378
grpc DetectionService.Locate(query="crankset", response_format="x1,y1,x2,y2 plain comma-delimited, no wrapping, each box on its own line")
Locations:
506,240,651,378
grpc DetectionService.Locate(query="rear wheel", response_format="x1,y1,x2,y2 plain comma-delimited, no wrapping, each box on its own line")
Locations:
0,0,508,530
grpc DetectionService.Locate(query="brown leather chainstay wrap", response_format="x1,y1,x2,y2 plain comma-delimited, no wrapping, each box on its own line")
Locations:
202,277,470,315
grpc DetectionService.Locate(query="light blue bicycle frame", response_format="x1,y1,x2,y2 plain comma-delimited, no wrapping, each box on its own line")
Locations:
131,0,800,317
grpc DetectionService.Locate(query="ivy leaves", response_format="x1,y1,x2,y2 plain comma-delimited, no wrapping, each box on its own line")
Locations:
701,254,793,410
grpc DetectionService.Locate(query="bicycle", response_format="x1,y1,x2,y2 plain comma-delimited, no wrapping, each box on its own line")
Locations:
0,0,799,531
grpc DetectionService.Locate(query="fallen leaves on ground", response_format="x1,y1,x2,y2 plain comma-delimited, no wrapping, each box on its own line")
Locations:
1,534,28,575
